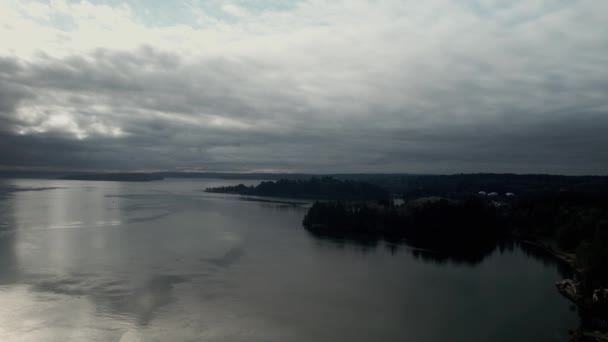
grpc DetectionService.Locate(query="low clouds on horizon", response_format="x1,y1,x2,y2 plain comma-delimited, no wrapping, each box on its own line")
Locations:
1,0,607,174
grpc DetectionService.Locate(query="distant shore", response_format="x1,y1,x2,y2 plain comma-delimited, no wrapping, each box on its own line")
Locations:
512,236,608,342
59,173,164,182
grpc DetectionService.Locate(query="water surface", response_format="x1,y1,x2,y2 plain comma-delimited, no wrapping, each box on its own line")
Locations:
0,178,577,341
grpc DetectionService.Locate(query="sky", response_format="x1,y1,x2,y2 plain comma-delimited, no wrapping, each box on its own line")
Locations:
0,0,607,174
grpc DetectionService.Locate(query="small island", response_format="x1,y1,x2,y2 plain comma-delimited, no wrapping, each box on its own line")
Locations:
59,173,164,182
205,177,390,200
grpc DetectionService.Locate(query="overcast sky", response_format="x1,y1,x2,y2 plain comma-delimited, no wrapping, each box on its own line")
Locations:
1,0,607,174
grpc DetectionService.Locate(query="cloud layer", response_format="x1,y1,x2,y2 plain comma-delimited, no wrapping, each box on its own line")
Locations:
1,0,607,174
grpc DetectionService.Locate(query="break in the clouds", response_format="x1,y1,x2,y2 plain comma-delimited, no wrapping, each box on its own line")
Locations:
1,0,607,174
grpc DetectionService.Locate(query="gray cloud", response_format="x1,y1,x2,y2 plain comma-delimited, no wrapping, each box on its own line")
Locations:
1,1,607,174
0,57,33,128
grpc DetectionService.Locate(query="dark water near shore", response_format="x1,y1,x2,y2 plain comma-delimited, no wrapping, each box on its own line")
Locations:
0,178,577,341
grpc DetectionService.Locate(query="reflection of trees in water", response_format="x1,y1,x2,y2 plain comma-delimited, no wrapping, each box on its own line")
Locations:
408,243,496,266
307,229,382,254
307,229,572,269
307,229,496,265
505,240,574,279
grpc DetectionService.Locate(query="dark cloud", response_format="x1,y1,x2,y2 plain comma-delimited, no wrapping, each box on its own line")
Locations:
0,57,33,129
1,1,608,174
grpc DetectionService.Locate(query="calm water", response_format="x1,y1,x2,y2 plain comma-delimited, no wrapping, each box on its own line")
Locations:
0,178,577,342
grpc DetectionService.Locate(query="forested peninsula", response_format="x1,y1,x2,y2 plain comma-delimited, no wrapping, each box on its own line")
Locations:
205,177,389,200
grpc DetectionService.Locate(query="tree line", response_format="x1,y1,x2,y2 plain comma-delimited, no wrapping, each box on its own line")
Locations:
205,177,390,200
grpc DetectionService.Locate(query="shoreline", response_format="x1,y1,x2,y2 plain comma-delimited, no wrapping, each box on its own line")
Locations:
508,235,580,274
509,234,608,342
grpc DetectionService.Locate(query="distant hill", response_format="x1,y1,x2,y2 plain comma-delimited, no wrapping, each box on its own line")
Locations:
333,173,608,198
